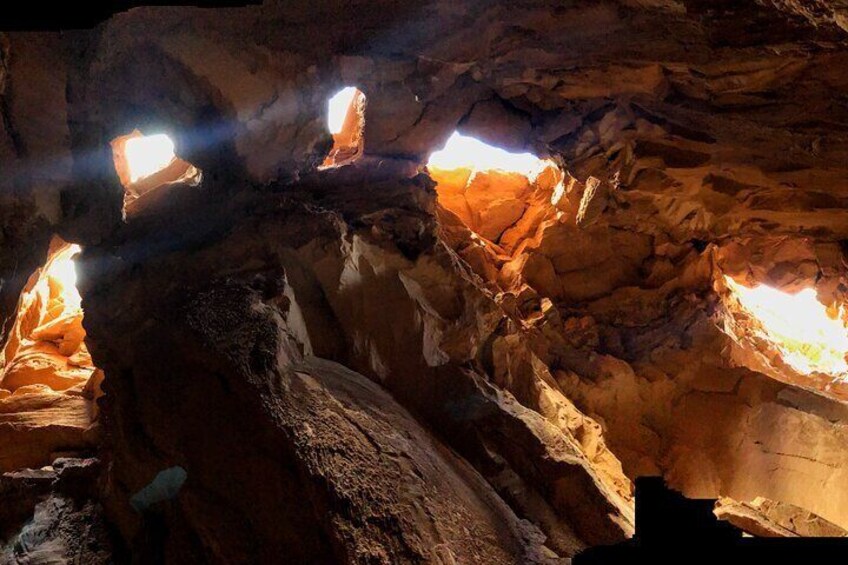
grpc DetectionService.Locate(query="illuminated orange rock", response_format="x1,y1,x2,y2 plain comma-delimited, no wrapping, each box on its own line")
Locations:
322,88,366,168
1,239,95,390
0,388,97,471
8,2,848,562
0,236,99,472
1,343,91,392
431,164,561,244
715,496,848,538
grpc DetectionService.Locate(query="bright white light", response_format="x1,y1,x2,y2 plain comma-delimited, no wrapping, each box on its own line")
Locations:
328,87,359,135
725,276,848,376
427,132,544,175
45,244,83,313
124,134,176,183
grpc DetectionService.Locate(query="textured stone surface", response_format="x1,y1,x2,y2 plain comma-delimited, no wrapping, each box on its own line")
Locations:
0,459,116,564
78,170,631,560
715,495,848,537
0,389,97,472
3,0,848,561
0,238,98,472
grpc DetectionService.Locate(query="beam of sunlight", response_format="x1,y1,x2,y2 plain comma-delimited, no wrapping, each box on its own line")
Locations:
327,87,359,135
124,134,176,182
427,132,544,175
724,276,848,376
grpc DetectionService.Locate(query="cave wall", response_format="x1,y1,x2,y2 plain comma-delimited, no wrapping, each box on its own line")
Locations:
0,32,69,346
80,171,625,561
2,0,848,561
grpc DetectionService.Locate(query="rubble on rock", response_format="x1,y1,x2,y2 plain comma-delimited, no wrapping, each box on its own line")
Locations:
0,459,116,564
715,495,848,538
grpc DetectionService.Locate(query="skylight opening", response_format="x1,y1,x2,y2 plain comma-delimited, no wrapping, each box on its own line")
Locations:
322,86,366,169
424,131,563,247
111,130,202,216
124,134,177,183
328,87,359,135
44,243,83,314
723,275,848,376
427,132,548,177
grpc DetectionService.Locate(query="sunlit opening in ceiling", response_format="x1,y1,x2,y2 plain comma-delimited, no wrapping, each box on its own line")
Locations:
724,275,848,376
124,134,177,183
427,132,547,176
327,87,359,134
424,131,562,246
111,130,202,216
322,86,366,169
44,244,83,314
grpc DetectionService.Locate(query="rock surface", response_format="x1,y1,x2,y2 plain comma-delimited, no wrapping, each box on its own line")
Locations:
0,237,98,472
715,495,848,537
0,459,118,564
79,171,630,560
3,0,848,562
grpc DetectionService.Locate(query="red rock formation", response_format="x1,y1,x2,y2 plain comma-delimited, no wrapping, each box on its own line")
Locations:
715,495,848,538
0,237,99,472
3,0,848,562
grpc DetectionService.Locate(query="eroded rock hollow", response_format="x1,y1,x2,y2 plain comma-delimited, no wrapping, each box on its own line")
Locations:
2,0,848,562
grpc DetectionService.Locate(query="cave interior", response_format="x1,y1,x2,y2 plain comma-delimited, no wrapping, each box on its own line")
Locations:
2,0,848,562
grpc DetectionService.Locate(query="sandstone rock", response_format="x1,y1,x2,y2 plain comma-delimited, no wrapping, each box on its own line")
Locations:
6,2,848,562
1,344,91,392
0,457,113,564
575,177,609,227
0,235,99,476
0,495,114,564
0,390,96,472
715,496,848,538
87,270,565,562
322,88,366,168
459,98,532,153
430,168,534,242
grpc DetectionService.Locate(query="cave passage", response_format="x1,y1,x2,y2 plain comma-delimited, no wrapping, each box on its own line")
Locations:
9,3,848,560
322,86,365,168
0,237,98,394
0,235,103,474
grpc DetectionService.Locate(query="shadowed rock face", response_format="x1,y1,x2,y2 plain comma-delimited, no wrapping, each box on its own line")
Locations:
3,0,848,562
79,170,628,561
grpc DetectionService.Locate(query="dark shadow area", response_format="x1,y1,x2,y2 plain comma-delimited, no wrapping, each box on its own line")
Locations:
576,477,848,564
1,1,261,31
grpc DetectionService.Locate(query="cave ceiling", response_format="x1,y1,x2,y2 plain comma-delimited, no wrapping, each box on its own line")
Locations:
2,0,848,562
